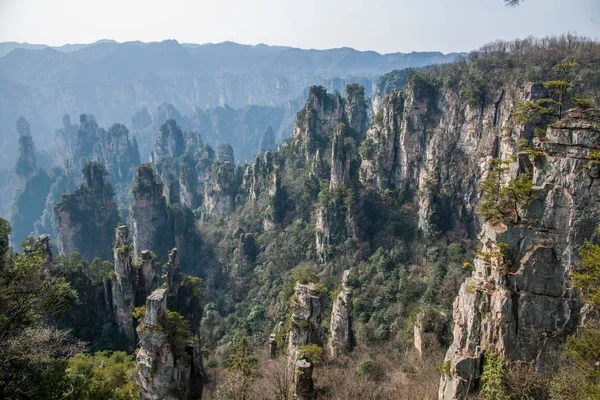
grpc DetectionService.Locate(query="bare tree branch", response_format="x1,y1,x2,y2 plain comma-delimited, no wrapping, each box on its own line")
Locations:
505,0,523,6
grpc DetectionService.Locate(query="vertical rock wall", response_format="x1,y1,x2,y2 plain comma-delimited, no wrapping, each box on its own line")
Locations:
329,270,352,358
439,110,600,399
112,225,136,349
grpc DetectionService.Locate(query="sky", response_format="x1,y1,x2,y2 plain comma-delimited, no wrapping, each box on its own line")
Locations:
0,0,599,54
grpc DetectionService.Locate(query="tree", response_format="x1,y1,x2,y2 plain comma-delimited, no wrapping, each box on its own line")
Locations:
63,351,139,400
216,337,259,400
478,159,534,224
480,353,509,400
0,219,82,399
573,239,600,309
505,0,523,5
503,173,535,223
513,62,578,124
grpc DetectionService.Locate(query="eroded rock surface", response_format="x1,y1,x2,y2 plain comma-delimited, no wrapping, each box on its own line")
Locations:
55,162,120,260
112,225,136,349
329,269,352,358
439,109,600,399
136,288,203,400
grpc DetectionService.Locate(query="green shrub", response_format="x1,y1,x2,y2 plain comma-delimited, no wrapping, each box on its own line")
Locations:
480,352,509,400
64,351,139,400
358,360,384,381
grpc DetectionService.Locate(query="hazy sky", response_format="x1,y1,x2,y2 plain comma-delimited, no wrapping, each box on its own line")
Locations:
0,0,598,53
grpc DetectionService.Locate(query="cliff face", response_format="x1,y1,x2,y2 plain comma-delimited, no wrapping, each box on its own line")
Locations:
112,225,137,349
288,283,325,362
290,85,366,164
150,119,186,163
352,67,600,398
439,109,600,399
10,117,53,244
55,114,139,209
54,162,121,261
150,119,203,209
136,288,203,400
203,161,237,218
359,90,404,190
329,269,352,358
54,114,78,165
15,117,37,181
101,123,141,185
138,250,158,302
165,248,203,332
287,282,324,400
10,169,52,244
245,151,274,203
329,124,351,190
361,79,541,237
132,164,171,260
284,85,367,261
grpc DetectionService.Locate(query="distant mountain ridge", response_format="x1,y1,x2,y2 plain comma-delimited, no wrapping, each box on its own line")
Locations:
0,39,118,57
0,39,464,164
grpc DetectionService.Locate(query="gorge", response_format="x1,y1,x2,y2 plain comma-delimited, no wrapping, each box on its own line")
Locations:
1,34,600,400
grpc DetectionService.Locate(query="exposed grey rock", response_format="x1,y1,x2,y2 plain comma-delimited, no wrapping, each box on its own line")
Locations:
139,250,158,298
413,307,448,359
112,225,136,349
294,358,315,400
132,164,170,260
269,334,277,359
329,269,352,358
10,169,52,244
15,117,37,181
203,161,236,218
136,288,203,400
54,162,120,261
216,143,235,163
439,108,600,399
150,119,186,162
343,83,368,138
359,91,404,190
244,151,274,202
166,248,182,303
286,283,323,400
288,283,324,365
329,124,351,190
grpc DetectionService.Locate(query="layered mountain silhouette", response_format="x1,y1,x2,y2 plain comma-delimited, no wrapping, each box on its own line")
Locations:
0,39,462,163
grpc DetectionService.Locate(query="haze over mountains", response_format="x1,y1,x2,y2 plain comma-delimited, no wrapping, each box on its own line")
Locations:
0,39,463,164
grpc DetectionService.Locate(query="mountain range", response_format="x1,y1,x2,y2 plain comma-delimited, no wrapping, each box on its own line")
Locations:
0,39,463,164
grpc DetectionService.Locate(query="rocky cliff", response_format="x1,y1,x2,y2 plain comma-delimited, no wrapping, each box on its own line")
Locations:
136,288,203,400
132,164,171,260
288,282,325,361
56,113,140,208
112,225,137,349
203,160,237,218
150,119,187,163
54,162,121,260
10,117,53,244
15,117,37,181
290,85,366,163
355,68,600,398
439,108,600,399
284,85,367,261
287,282,324,400
329,269,352,358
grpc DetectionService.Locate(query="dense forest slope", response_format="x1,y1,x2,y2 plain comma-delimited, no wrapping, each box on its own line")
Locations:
1,35,600,400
